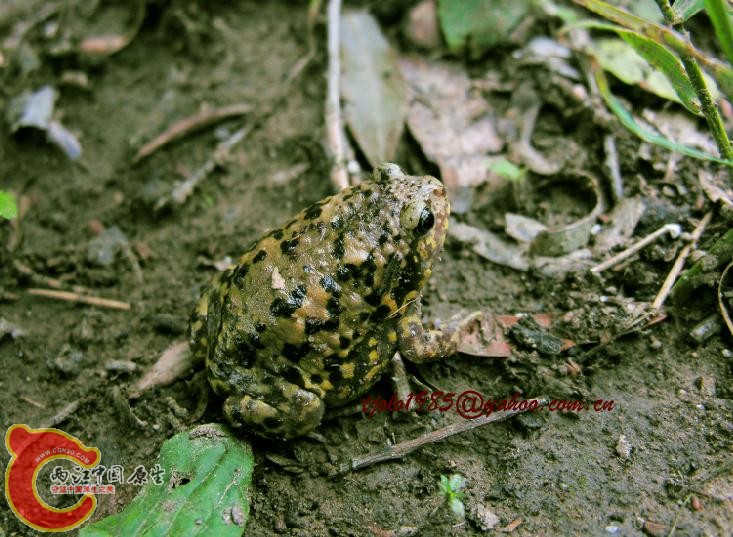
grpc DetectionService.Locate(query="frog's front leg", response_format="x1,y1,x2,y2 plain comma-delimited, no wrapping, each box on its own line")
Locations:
397,302,479,363
217,363,325,440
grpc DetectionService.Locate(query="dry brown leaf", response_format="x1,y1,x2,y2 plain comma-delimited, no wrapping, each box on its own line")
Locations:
399,56,503,196
341,11,407,167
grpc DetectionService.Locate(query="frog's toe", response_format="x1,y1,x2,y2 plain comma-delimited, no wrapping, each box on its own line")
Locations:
223,389,325,440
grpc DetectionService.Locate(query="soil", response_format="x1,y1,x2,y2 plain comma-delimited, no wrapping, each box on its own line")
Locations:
1,1,731,536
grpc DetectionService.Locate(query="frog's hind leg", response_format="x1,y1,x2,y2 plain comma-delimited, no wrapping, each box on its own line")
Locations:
215,363,325,440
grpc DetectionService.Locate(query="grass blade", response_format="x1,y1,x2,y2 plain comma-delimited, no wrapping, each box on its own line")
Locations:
593,63,733,165
705,0,733,64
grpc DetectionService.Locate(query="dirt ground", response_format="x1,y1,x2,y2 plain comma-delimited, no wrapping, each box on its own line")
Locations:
1,1,732,536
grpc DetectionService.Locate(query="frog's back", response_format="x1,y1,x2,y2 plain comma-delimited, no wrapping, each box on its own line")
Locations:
192,181,408,402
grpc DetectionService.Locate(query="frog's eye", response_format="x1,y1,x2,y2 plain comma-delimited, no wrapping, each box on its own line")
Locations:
417,208,435,235
401,201,434,236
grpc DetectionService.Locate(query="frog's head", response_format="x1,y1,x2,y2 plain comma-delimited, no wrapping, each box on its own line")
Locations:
374,162,450,274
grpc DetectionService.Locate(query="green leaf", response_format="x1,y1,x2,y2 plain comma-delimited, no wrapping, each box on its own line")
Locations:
593,65,733,165
572,0,733,98
0,191,18,220
673,0,705,21
488,158,525,181
80,424,254,537
449,496,466,519
705,0,733,64
340,10,407,167
439,474,451,496
617,30,704,112
574,20,712,114
447,474,466,493
437,0,532,57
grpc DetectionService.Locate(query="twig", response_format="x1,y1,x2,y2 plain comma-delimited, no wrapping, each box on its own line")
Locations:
20,395,45,409
27,288,131,311
591,223,681,273
13,260,93,295
156,124,254,210
652,211,713,310
603,135,624,201
326,0,349,191
7,193,32,252
334,400,545,475
654,0,733,160
40,399,83,428
121,239,144,284
133,103,253,163
389,352,413,409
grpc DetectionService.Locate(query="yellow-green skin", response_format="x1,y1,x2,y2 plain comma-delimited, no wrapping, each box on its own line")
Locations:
189,164,464,439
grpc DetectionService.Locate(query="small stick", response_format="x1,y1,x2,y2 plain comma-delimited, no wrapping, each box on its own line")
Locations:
27,288,131,311
40,399,82,428
652,211,713,310
157,124,254,210
603,135,623,201
13,260,93,295
335,400,545,475
326,0,349,191
133,103,253,163
390,352,412,406
20,395,46,409
591,223,681,273
121,242,144,284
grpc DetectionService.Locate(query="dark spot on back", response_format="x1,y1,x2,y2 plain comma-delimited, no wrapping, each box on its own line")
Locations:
310,373,322,384
364,292,382,307
336,265,351,282
253,250,267,263
304,206,322,220
282,343,298,360
272,229,284,240
319,275,341,296
255,323,267,332
282,366,303,386
370,305,391,322
322,354,339,368
280,238,299,258
270,284,307,317
282,342,312,361
392,254,422,305
378,232,390,245
332,235,345,259
248,332,266,350
329,368,344,383
326,297,341,317
339,336,350,349
263,417,281,430
233,264,249,285
305,317,339,335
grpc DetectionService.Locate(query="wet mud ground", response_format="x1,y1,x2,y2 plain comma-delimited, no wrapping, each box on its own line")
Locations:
1,1,732,535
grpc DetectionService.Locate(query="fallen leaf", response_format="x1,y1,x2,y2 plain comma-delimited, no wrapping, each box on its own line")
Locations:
131,341,195,396
79,424,254,537
400,57,503,199
405,0,441,50
437,0,532,57
341,11,407,167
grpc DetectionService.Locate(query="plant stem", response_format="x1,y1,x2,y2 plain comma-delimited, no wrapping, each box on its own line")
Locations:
654,0,733,160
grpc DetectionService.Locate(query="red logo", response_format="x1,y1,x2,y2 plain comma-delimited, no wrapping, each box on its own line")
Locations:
4,424,101,532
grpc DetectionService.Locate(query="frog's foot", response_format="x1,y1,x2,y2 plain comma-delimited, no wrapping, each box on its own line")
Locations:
398,309,482,363
223,384,325,440
209,354,328,439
